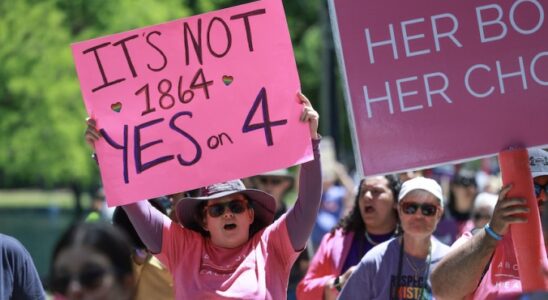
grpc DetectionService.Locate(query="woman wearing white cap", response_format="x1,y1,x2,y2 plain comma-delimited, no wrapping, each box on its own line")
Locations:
339,177,451,300
85,93,322,299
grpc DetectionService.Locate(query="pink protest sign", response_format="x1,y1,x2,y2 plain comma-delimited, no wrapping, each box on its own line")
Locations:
329,0,548,176
72,0,312,206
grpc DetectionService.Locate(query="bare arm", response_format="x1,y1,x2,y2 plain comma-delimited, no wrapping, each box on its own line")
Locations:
431,185,528,299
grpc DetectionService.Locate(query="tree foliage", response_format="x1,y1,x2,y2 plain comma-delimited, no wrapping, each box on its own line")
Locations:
0,0,327,190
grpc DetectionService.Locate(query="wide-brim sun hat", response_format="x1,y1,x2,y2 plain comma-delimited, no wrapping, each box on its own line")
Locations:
529,148,548,178
398,176,444,207
176,180,276,233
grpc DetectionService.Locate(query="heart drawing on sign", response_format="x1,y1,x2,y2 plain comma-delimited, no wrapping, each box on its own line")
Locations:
222,75,234,86
111,102,122,113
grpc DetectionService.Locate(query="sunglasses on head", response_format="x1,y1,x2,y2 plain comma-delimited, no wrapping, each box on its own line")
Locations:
534,183,548,197
259,177,283,185
205,199,248,218
51,266,111,295
400,202,439,217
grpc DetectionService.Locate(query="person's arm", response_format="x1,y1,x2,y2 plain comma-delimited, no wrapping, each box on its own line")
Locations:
296,233,337,300
286,138,322,251
431,184,529,299
3,235,46,300
337,257,373,300
123,201,169,254
284,93,322,251
84,118,169,254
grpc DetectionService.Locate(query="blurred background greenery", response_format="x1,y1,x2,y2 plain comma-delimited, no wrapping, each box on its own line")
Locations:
0,0,351,282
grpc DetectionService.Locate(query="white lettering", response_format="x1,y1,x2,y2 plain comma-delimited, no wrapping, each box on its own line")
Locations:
365,24,398,64
424,72,452,106
465,64,495,98
476,4,508,43
401,18,431,57
510,0,544,35
396,76,422,112
531,51,548,85
364,82,394,118
431,13,463,52
496,56,527,94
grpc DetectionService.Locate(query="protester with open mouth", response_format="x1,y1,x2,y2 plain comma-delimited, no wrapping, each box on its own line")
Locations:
338,177,450,300
85,92,321,299
297,175,401,300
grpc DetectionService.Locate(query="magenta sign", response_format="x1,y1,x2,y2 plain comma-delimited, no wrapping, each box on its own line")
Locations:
329,0,548,176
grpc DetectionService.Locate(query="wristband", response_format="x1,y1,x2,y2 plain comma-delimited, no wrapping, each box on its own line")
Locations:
484,224,503,241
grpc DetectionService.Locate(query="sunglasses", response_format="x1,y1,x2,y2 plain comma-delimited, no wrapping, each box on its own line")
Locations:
534,183,548,197
205,199,248,218
51,266,111,295
258,177,283,185
400,202,439,217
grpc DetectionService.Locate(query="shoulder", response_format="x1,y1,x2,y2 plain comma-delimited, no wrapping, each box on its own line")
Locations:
0,234,29,256
361,237,398,264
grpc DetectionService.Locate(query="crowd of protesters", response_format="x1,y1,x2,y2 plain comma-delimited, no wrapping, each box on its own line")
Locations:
2,95,548,299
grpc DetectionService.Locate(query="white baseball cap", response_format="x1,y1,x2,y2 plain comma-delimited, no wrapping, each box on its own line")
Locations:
398,177,444,207
529,148,548,178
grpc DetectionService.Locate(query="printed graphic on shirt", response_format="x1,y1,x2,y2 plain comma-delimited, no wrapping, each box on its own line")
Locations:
199,253,247,277
390,275,432,300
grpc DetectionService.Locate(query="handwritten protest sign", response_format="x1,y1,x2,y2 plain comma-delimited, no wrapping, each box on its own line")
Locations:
329,0,548,176
72,0,311,206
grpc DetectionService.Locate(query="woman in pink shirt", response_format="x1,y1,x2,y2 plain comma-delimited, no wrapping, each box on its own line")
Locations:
85,93,322,299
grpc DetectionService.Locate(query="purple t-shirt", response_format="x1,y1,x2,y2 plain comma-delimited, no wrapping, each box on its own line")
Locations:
339,236,450,300
0,234,45,300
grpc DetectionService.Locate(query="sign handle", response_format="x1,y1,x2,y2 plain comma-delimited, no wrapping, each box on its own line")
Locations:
499,148,548,292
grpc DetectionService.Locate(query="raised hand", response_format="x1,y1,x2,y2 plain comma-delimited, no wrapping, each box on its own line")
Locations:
84,117,101,151
297,92,319,139
489,184,529,236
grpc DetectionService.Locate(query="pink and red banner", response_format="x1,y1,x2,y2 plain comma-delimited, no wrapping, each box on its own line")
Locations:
72,0,312,206
329,0,548,176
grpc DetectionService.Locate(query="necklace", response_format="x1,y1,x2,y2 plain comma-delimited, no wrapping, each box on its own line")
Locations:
405,253,428,279
393,237,432,300
364,231,394,246
365,231,379,245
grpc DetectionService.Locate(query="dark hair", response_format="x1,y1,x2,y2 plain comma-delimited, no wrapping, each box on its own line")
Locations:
192,195,261,237
333,175,401,234
112,198,167,249
50,222,133,286
448,172,478,220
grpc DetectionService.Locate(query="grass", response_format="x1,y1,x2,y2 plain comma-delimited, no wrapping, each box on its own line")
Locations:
0,189,89,208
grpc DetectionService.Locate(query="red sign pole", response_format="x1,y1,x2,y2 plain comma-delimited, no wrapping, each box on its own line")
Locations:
499,148,548,292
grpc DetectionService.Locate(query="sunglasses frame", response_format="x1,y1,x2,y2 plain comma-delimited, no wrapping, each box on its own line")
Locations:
534,182,548,197
204,199,249,218
400,202,439,217
51,266,113,295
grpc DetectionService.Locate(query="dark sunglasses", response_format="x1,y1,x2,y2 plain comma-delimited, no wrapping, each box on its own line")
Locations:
400,202,439,217
205,199,248,218
534,183,548,197
51,266,111,295
259,177,283,185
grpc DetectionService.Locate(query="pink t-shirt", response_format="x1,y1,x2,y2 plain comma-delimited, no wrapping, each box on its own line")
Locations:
453,231,523,300
156,215,300,299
